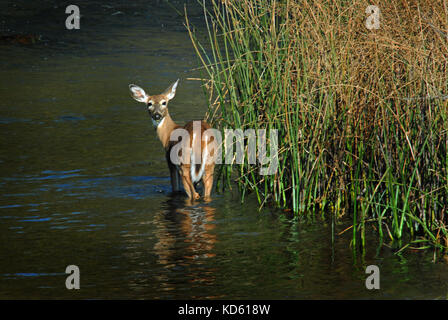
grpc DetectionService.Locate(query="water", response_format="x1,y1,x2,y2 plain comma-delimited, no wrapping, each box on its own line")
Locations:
1,0,447,299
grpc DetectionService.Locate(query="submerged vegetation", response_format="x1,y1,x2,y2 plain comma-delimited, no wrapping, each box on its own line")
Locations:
186,0,448,251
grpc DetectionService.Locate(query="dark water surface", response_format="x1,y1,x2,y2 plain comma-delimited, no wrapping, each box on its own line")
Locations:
1,0,447,299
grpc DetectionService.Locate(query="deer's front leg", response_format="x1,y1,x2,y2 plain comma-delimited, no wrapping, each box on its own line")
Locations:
176,170,182,191
166,155,181,193
169,165,181,192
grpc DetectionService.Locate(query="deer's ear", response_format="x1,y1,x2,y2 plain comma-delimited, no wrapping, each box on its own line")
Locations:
163,79,179,100
129,84,148,103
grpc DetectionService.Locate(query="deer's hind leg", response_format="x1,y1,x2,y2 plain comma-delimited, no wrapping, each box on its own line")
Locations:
202,163,215,200
181,166,200,200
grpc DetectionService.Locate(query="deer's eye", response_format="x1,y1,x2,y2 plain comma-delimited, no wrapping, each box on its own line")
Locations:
147,102,153,108
161,101,167,106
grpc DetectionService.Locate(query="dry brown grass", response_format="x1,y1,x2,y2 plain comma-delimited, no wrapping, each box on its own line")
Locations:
188,0,448,251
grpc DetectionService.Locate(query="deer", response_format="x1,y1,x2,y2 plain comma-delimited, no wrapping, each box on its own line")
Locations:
129,79,216,200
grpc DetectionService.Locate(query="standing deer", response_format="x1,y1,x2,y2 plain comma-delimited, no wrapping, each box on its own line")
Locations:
129,80,215,200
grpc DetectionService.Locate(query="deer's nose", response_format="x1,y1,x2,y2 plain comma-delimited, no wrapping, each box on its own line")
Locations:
153,113,162,121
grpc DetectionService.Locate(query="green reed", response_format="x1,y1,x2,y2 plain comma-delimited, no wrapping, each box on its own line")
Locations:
186,0,448,251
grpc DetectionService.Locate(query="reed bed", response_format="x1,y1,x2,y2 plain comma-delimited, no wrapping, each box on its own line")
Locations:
186,0,448,251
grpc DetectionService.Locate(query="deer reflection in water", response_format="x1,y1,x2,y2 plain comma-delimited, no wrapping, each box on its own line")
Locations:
152,196,217,293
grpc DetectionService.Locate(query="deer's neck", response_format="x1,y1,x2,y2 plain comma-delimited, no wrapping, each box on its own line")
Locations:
157,113,178,149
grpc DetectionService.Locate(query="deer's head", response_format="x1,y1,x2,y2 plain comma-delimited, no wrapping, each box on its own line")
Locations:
129,79,179,128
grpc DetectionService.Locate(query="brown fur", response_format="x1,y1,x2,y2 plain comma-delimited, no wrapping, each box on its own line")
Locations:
130,81,215,200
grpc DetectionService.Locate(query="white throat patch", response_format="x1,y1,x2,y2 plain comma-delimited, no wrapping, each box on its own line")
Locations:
152,117,165,128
